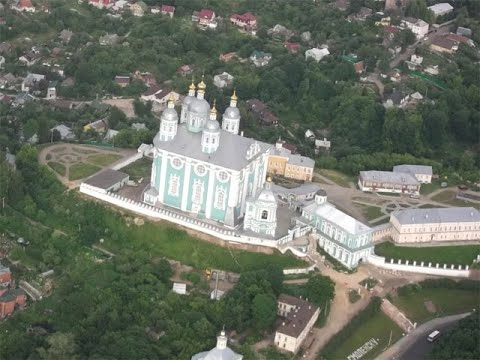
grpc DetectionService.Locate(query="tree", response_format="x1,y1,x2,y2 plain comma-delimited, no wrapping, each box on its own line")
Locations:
38,332,78,360
252,293,277,332
304,275,335,307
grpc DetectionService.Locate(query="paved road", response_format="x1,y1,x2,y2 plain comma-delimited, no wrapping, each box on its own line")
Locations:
376,313,471,360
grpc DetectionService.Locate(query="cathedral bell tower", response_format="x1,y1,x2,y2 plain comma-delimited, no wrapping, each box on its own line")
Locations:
222,90,241,135
159,95,178,141
201,101,221,154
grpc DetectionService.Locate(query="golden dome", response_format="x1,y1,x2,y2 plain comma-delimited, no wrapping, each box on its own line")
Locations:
266,176,272,183
197,75,206,90
211,99,217,113
231,90,237,101
189,81,196,91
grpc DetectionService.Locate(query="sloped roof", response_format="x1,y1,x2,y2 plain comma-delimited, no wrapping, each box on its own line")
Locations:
392,207,480,225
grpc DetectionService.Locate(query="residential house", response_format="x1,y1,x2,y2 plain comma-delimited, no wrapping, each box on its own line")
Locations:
424,65,439,75
177,65,193,76
0,73,18,89
0,42,12,55
430,36,458,54
132,123,147,131
99,34,120,46
213,72,234,89
219,52,237,62
409,91,424,105
0,288,27,319
131,71,157,87
304,129,315,141
0,263,11,287
375,16,391,27
83,119,108,134
0,56,5,69
275,294,320,353
130,1,148,17
172,283,187,295
401,17,429,40
456,27,472,38
192,9,217,29
46,81,57,100
105,129,119,141
12,0,35,12
268,140,314,182
229,12,257,34
315,138,331,154
246,99,278,126
22,73,45,92
305,48,330,62
347,7,372,22
354,61,365,74
446,33,474,47
88,0,113,9
268,24,294,39
393,164,432,184
151,6,161,14
406,54,423,70
383,90,409,108
50,124,75,140
250,51,272,67
59,29,74,44
428,3,453,17
160,5,175,18
388,70,401,82
284,42,300,53
112,0,128,11
331,0,349,11
141,85,179,111
358,170,420,195
114,75,130,87
19,52,39,67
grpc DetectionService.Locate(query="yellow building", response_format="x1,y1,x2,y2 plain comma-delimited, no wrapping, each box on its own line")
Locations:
267,140,314,181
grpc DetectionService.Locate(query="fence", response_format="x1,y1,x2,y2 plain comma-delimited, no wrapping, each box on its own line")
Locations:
283,264,317,275
367,254,470,278
111,152,143,171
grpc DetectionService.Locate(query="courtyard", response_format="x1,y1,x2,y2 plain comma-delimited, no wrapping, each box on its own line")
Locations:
39,143,136,188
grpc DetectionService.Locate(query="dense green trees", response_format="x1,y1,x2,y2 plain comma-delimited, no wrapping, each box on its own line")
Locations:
430,313,480,360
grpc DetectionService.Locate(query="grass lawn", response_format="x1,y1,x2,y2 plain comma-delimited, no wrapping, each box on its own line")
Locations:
69,162,101,181
418,203,446,209
431,190,480,209
420,181,442,195
317,169,353,188
122,158,153,180
87,153,123,167
101,213,306,273
370,217,390,226
393,288,480,323
355,204,384,221
325,312,403,360
375,242,480,266
377,192,401,197
47,162,66,177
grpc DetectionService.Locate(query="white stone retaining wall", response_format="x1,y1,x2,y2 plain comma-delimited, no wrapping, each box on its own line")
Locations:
367,254,471,278
112,152,143,171
80,185,280,248
283,264,316,275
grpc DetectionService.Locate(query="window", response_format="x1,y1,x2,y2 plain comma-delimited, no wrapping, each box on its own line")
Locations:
261,210,268,220
214,187,226,210
168,174,179,196
195,164,206,176
217,171,229,182
171,157,183,169
192,181,204,205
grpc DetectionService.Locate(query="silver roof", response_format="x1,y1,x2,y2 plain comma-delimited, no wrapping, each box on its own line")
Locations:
271,147,315,168
161,107,178,122
392,207,480,225
223,106,240,119
393,164,432,176
153,124,270,170
303,201,372,235
271,182,321,197
205,119,220,131
360,170,419,185
191,348,242,360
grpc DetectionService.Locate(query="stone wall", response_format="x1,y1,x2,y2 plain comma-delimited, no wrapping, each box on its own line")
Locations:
111,152,143,171
282,264,316,275
367,254,471,278
80,184,282,248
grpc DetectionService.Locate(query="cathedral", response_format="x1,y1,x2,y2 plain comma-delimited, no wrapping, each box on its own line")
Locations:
143,79,271,228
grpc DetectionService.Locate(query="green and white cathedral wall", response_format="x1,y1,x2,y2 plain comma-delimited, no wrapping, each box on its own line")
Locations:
162,161,184,209
210,176,231,223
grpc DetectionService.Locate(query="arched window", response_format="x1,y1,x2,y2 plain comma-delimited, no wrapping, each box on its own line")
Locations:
192,181,203,205
261,210,268,220
214,187,226,210
168,174,179,196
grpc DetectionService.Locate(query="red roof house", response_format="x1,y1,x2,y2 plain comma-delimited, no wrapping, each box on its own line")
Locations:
192,9,216,27
284,42,301,53
161,5,175,18
12,0,35,12
230,13,257,28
